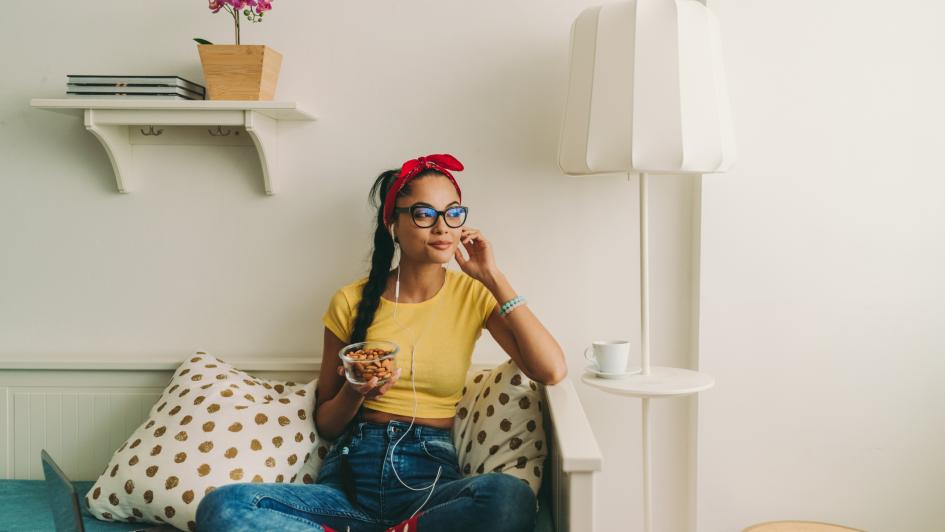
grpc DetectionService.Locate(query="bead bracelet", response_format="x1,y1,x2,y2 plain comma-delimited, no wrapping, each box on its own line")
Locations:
499,295,527,317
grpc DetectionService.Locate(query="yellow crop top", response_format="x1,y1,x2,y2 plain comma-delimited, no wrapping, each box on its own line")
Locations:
321,268,498,418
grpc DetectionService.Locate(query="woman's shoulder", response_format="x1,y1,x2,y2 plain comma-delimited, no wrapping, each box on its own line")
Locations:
348,274,370,291
445,268,489,294
334,269,481,299
445,268,467,287
329,275,370,303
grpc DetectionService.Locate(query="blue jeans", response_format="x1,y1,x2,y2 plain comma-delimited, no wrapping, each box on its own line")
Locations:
196,420,537,531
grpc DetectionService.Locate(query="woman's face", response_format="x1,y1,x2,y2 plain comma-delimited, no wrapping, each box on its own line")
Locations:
391,175,464,265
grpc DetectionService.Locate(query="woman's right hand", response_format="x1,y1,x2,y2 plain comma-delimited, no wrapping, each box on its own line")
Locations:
337,366,402,400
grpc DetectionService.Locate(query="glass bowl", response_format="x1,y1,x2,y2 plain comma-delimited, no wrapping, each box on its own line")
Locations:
338,340,400,386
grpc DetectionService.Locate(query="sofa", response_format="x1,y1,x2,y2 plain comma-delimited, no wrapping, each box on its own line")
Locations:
0,356,602,531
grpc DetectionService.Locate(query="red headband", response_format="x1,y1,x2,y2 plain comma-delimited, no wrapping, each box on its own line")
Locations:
383,153,465,226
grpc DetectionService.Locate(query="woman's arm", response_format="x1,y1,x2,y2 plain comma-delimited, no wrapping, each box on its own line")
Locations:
315,327,401,440
315,387,366,441
454,227,568,385
483,270,568,385
314,328,361,440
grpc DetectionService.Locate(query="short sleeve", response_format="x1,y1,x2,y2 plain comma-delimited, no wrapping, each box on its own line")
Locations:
475,280,499,329
322,288,352,343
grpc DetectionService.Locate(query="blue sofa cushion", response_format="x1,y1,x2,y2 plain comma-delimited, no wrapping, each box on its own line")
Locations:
0,480,156,531
0,477,553,531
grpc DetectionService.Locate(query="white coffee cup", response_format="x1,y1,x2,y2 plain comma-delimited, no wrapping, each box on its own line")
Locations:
584,340,630,374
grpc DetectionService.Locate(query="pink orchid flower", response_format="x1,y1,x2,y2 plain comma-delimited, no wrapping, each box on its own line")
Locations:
199,0,274,45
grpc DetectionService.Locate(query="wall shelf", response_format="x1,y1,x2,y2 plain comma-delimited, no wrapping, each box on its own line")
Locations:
29,98,317,195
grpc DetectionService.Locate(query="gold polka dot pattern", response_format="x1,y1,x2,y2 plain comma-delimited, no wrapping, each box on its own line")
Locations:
85,351,321,531
449,359,547,494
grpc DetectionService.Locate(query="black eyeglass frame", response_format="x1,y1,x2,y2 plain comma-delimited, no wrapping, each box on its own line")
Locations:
392,204,469,228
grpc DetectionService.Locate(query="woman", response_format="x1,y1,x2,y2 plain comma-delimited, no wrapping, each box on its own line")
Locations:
197,153,567,532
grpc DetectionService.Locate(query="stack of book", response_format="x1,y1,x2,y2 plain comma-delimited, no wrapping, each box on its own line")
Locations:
66,75,206,100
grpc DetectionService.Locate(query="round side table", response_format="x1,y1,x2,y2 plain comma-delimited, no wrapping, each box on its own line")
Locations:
743,521,865,532
582,366,715,532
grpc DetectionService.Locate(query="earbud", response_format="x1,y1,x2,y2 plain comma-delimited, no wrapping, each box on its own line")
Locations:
389,224,398,244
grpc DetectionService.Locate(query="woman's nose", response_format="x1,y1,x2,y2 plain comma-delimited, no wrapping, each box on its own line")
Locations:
431,214,450,231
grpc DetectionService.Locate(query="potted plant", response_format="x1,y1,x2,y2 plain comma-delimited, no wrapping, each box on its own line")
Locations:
194,0,282,100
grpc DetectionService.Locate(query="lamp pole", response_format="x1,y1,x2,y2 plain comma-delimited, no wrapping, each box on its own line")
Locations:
639,172,653,532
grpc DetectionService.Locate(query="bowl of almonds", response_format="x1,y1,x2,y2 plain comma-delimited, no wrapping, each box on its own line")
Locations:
338,340,400,385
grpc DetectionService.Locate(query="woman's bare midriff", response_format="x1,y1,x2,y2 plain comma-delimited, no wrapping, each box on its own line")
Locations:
362,407,454,430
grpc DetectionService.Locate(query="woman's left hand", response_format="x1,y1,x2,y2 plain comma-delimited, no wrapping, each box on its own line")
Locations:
454,227,498,283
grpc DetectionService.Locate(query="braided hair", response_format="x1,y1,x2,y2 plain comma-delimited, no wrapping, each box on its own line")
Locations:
338,167,444,508
348,167,442,343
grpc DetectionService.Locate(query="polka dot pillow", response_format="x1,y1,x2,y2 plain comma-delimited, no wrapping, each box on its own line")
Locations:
85,352,322,531
451,359,547,494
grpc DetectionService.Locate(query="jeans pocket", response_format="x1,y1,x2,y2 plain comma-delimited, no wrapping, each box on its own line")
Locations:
322,450,340,470
322,434,360,469
420,439,459,470
317,445,341,479
318,435,359,484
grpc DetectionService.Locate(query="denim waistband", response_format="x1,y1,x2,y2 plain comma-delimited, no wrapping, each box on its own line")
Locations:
355,419,452,442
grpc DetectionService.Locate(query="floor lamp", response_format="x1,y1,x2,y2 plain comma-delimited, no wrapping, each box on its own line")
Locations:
557,1,736,531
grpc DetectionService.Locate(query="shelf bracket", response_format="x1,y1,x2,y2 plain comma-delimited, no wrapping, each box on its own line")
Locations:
32,99,314,195
243,110,278,195
84,109,133,193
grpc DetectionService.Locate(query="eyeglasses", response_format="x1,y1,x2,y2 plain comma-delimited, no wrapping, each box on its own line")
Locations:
392,204,469,228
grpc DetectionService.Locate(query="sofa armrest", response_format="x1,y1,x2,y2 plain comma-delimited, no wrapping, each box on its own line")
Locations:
543,378,602,473
542,377,601,532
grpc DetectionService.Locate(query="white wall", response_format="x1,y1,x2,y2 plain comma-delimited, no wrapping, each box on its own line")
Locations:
697,1,945,531
10,1,942,531
0,2,698,531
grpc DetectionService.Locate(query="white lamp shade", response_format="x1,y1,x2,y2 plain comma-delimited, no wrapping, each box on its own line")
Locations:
557,0,736,175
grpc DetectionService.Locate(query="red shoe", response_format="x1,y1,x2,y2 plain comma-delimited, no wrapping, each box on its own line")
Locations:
385,512,422,532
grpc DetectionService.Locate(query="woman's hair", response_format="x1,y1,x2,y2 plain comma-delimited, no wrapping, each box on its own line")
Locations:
348,168,441,344
338,167,446,508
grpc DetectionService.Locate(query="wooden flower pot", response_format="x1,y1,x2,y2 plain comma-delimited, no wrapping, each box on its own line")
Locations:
197,44,282,100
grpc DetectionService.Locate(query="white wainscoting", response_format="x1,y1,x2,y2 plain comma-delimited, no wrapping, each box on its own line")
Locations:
0,359,317,481
5,387,163,480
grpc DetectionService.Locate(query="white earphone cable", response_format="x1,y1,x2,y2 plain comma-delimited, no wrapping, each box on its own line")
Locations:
386,227,446,517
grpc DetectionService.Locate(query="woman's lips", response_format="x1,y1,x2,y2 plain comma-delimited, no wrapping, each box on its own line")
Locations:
429,242,451,250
